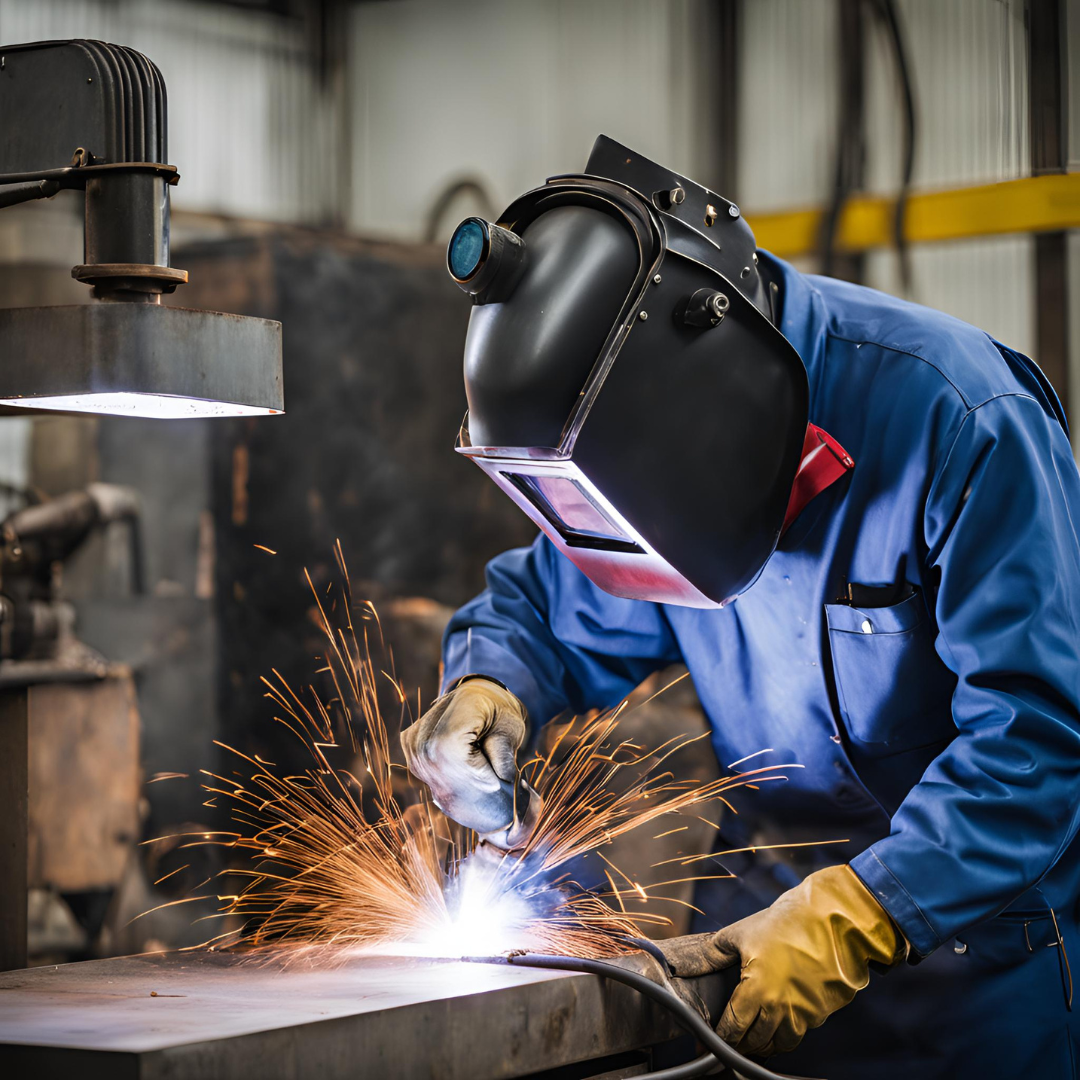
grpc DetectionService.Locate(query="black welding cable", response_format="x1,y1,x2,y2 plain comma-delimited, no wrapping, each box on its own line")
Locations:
819,0,866,281
423,176,499,244
640,1051,719,1079
869,0,917,293
494,953,813,1080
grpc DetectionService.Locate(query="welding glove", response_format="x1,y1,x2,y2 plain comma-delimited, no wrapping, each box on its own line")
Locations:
400,676,528,837
661,864,905,1059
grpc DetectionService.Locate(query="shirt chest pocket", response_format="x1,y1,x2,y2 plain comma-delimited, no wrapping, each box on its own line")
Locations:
824,590,957,753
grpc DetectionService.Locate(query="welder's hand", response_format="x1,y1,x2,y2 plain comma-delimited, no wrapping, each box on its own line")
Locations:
400,677,527,835
661,864,905,1059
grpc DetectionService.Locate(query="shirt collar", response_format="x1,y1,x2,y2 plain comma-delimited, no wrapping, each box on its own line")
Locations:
756,252,853,529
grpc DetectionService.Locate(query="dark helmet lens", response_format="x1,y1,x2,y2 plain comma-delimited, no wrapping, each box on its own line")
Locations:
448,219,487,281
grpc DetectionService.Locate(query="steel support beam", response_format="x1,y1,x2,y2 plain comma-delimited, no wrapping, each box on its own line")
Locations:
0,688,29,972
748,172,1080,257
1029,0,1070,415
1035,231,1070,399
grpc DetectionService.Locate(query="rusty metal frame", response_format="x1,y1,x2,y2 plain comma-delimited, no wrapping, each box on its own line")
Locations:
0,688,29,972
1029,0,1070,416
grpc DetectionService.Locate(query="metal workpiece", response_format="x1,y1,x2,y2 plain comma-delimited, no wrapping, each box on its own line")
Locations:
0,304,284,417
0,949,723,1080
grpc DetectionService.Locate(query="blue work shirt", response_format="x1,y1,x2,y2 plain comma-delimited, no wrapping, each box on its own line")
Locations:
442,254,1080,972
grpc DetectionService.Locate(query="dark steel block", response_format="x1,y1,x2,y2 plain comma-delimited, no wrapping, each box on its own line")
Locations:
0,950,723,1080
0,304,283,417
0,41,166,172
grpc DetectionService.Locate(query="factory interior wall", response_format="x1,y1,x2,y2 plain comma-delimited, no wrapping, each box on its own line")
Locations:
859,0,1035,358
736,0,840,213
1072,0,1080,173
862,0,1029,193
0,0,349,226
171,229,539,765
739,0,1055,434
347,0,726,242
0,0,726,238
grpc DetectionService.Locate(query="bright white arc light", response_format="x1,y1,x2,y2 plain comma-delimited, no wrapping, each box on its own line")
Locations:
410,856,543,959
0,393,281,419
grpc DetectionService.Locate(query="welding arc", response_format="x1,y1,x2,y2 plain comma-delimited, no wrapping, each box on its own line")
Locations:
494,953,811,1080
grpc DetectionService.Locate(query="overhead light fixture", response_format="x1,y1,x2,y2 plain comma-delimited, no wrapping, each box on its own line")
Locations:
0,395,274,420
0,39,284,419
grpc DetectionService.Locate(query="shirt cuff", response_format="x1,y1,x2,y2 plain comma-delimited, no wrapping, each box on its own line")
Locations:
442,630,560,730
850,846,942,960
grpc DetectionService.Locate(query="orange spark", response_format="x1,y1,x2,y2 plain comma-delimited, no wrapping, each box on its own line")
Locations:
147,551,832,962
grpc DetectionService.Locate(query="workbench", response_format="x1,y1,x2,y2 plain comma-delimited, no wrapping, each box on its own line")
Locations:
0,948,721,1079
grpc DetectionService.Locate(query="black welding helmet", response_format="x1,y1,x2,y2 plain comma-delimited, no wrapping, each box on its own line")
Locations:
447,136,809,608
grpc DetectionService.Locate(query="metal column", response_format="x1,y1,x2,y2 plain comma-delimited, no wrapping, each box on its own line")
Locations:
1029,0,1071,414
0,688,28,972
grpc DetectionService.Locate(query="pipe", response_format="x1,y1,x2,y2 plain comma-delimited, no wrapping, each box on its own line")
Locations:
642,1051,719,1078
0,179,60,210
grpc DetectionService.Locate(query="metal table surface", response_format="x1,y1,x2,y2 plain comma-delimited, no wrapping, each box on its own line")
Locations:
0,948,716,1079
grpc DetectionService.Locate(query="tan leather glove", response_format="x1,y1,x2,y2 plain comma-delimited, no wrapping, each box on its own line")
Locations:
661,864,905,1058
400,677,528,836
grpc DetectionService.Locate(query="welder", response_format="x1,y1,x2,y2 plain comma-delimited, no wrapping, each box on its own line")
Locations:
400,136,1080,1078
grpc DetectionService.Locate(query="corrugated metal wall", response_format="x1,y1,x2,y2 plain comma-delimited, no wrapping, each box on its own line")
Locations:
737,0,839,213
348,0,722,242
0,0,722,239
0,0,345,225
1070,0,1080,171
862,0,1035,356
864,0,1028,193
737,0,1037,359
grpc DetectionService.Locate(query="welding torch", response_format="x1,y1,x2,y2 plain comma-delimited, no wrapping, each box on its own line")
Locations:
471,774,544,863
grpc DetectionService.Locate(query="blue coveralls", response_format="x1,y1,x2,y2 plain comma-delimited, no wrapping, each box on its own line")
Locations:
442,254,1080,1078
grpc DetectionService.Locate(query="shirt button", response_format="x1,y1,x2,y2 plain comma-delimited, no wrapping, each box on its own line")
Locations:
861,619,873,634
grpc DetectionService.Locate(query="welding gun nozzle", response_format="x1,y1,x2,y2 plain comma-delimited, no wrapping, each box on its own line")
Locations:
480,778,542,853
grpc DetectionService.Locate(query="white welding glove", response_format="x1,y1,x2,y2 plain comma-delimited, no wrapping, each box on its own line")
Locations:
400,677,530,838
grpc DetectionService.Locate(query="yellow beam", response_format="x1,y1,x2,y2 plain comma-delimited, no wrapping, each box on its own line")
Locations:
747,172,1080,259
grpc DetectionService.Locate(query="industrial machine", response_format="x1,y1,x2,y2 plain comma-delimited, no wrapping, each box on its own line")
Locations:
0,482,141,678
0,38,284,972
0,38,282,418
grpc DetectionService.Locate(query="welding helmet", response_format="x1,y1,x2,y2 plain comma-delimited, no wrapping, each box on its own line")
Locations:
447,136,808,608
